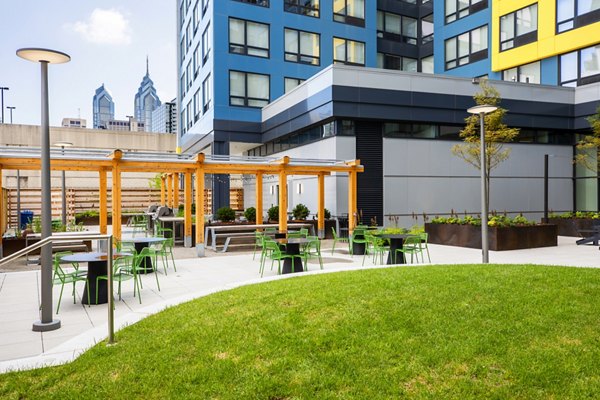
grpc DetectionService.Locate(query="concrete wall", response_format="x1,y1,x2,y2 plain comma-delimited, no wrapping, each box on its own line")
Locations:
0,124,177,189
383,138,574,226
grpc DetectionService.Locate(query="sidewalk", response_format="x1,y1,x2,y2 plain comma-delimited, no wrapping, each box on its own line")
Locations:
0,236,598,373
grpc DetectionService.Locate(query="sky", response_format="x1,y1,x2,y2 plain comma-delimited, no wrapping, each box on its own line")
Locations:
0,1,176,127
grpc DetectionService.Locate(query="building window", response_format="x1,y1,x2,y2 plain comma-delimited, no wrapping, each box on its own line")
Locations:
193,44,200,77
181,110,187,134
230,71,270,107
500,4,537,51
421,14,434,44
203,74,211,111
229,18,270,58
186,22,192,51
194,88,201,121
421,55,434,73
284,0,319,17
284,77,305,93
445,0,487,24
333,37,365,66
193,1,199,33
560,44,600,86
377,53,417,71
333,0,365,27
180,73,186,97
202,0,209,14
179,2,185,29
557,0,600,33
186,61,192,90
234,0,269,6
444,25,488,70
502,61,541,83
284,28,320,65
377,11,417,45
202,24,210,64
186,101,193,129
180,38,185,65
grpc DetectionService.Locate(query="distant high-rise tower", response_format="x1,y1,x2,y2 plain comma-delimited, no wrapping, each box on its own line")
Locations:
134,57,161,132
92,84,114,129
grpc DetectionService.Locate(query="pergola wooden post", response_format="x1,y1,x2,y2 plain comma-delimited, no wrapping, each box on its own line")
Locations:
184,171,192,247
255,172,263,224
195,154,205,256
278,156,289,233
167,173,174,208
160,175,166,205
317,173,325,238
99,168,108,234
346,161,360,235
173,173,180,210
111,150,123,240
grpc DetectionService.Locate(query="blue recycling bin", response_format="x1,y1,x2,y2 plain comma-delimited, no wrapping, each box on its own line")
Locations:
19,210,34,230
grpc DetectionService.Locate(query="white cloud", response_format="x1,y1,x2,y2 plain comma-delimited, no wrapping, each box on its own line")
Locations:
69,8,132,45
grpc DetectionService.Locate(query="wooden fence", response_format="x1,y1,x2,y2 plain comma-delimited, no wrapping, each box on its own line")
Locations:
2,187,244,229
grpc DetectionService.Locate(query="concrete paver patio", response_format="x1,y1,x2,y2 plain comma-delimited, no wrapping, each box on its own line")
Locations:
0,235,598,373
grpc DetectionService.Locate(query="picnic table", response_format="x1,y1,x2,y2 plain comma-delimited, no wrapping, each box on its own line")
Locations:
205,223,315,252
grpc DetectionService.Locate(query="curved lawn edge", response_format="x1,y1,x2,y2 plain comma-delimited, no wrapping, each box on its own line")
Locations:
0,261,405,374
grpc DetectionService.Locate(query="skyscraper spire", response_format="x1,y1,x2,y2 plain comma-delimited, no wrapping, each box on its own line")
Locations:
146,55,149,76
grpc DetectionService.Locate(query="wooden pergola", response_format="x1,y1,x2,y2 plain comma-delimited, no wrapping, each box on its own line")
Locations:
0,147,364,255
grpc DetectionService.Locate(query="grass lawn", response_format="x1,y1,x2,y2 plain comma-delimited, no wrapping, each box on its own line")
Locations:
2,264,600,399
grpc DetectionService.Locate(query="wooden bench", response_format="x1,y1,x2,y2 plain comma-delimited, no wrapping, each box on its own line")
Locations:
219,232,257,252
206,223,315,252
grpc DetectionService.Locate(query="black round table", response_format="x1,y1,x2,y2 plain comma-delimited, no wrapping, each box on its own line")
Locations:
61,252,131,305
121,237,167,273
275,238,309,274
379,234,411,264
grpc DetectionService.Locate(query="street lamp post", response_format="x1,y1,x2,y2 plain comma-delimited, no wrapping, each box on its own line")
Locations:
7,106,15,123
17,47,71,332
467,104,498,264
0,87,9,124
54,141,73,226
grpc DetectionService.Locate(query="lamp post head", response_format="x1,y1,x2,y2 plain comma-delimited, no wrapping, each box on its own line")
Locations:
16,48,71,64
467,104,498,115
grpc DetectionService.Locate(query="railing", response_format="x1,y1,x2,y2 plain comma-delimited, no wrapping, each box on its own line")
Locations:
0,233,116,344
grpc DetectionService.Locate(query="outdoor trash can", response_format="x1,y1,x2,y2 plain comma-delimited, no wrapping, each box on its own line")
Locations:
20,210,34,230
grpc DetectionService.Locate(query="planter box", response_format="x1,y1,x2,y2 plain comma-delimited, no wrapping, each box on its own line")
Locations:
425,223,558,251
546,218,597,237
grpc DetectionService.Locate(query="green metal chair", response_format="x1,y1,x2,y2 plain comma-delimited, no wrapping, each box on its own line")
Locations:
394,235,421,264
302,236,323,271
53,255,89,313
132,214,148,237
288,228,308,238
252,230,264,260
350,228,368,257
259,239,302,277
156,228,176,274
363,233,389,265
331,227,350,255
419,232,431,263
96,255,139,304
133,247,161,291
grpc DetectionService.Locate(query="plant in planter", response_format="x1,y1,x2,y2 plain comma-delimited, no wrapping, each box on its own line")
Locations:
547,211,600,236
216,206,236,222
244,207,256,223
292,203,310,220
426,213,557,250
316,208,331,220
268,206,279,222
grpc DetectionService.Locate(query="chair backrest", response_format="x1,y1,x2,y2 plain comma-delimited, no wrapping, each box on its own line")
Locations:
419,232,428,242
299,228,309,236
264,239,283,255
404,235,421,248
115,255,135,273
331,227,339,239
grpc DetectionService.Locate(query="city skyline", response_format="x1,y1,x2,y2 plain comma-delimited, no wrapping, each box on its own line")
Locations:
0,1,175,127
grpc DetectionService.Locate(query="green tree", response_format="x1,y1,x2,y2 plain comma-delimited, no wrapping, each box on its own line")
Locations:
148,173,162,189
574,106,600,172
451,80,519,209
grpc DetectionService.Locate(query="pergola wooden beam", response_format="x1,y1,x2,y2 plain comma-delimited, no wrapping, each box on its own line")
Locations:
0,148,363,253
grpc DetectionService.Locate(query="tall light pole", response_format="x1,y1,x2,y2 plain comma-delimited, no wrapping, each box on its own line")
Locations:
7,106,15,123
17,47,71,332
0,86,9,123
54,141,73,226
467,104,498,264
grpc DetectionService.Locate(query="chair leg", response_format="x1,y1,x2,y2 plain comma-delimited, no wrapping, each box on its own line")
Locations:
56,283,65,314
170,251,176,271
331,240,336,255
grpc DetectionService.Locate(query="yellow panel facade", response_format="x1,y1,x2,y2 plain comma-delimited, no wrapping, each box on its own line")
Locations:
492,0,600,71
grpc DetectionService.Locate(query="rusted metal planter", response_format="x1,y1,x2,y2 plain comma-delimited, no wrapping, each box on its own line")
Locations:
546,218,597,237
425,223,558,251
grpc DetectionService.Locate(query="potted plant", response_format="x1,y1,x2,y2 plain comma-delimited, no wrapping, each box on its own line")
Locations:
216,206,236,223
268,206,279,222
244,207,257,224
292,203,310,220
